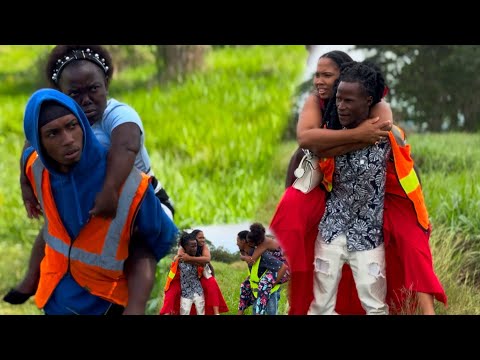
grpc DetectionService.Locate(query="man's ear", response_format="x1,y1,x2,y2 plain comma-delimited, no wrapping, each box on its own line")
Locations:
367,95,373,107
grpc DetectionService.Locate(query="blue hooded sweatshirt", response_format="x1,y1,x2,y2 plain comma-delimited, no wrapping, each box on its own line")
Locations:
23,89,178,314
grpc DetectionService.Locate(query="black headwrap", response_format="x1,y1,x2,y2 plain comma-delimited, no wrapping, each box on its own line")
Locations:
38,100,72,128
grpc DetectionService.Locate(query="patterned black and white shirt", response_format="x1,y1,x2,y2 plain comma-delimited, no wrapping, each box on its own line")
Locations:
179,262,203,299
320,140,391,251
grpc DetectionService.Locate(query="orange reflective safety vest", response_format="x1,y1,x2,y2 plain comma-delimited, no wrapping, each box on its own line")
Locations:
318,125,430,230
25,152,151,308
164,259,203,292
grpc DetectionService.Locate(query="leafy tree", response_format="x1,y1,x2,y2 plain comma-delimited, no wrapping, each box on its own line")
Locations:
210,246,240,264
354,45,480,132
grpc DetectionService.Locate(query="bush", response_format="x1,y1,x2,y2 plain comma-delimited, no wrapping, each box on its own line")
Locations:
210,246,239,264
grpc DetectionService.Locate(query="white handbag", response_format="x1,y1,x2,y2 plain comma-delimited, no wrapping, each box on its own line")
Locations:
292,149,323,194
202,264,212,279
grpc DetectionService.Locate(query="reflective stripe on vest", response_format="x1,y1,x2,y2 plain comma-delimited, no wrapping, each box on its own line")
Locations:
32,158,142,271
399,169,420,194
388,126,430,230
249,258,280,298
164,260,179,292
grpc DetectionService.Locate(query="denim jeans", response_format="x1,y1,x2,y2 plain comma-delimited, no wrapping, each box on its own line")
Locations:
253,289,281,315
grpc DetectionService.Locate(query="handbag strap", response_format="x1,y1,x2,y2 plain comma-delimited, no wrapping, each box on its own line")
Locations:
302,148,316,157
296,151,308,170
295,148,314,177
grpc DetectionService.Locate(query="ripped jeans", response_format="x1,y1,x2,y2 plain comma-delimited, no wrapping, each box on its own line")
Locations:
308,233,388,315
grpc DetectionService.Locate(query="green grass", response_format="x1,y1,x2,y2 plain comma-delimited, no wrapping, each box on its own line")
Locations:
0,241,41,314
410,133,480,234
111,45,306,228
428,226,480,315
0,45,478,315
0,46,52,74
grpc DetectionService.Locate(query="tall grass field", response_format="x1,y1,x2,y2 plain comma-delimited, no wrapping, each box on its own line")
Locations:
0,45,478,315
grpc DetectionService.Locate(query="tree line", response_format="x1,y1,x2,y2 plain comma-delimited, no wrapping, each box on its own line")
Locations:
355,45,480,132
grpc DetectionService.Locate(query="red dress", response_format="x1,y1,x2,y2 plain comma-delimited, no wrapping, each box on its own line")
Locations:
159,270,229,315
382,161,447,312
201,276,229,314
270,161,447,315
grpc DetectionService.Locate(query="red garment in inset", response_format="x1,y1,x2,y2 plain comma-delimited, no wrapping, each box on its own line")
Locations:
159,272,229,315
159,274,182,315
201,276,229,314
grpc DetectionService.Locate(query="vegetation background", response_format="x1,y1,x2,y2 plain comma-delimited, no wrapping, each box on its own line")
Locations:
0,45,478,315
